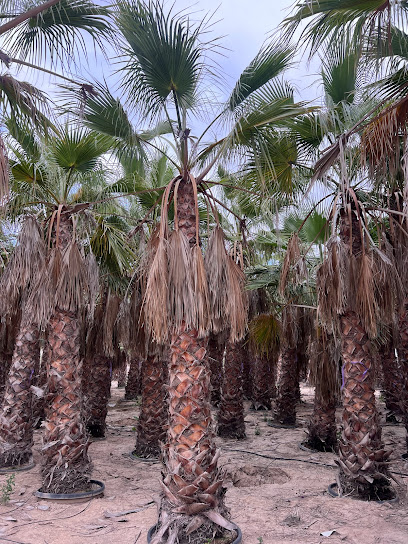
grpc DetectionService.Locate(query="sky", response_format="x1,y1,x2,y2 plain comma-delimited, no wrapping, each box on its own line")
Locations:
7,0,321,105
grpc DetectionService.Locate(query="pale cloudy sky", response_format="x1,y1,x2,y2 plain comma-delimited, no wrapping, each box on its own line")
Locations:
9,0,322,126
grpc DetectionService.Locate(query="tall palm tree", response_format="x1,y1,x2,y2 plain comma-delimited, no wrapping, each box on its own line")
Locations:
79,2,310,541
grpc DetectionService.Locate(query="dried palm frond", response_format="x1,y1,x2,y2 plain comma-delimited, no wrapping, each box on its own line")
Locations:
308,327,340,402
373,239,403,326
0,215,45,314
362,95,408,176
355,253,377,339
103,291,121,357
55,241,89,314
167,229,195,331
279,233,307,296
317,236,349,333
249,313,280,358
85,251,99,322
205,226,230,334
226,256,248,342
143,236,169,343
0,135,9,204
192,244,210,337
281,304,300,349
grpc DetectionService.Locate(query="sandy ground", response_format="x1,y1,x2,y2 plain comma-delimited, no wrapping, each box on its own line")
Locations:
0,384,407,544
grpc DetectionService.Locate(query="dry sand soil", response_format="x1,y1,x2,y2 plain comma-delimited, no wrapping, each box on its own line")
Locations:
0,384,407,544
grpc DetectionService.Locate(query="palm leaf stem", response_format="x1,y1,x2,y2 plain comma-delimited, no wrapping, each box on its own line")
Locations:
201,186,243,223
191,109,226,157
297,191,337,232
127,194,162,238
205,181,264,198
0,0,61,35
4,55,83,86
93,185,167,206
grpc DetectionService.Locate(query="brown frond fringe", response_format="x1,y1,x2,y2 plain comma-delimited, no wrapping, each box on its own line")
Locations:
143,237,169,344
55,242,89,314
192,245,210,337
168,229,195,332
205,227,231,334
0,215,45,314
103,292,121,357
281,305,300,349
279,233,307,296
27,242,89,327
355,253,378,339
361,95,408,176
227,256,248,342
86,252,99,322
249,313,280,358
374,238,404,326
308,327,340,401
0,135,9,205
317,236,348,334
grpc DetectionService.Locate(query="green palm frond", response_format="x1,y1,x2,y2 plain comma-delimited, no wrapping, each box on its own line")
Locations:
50,128,112,173
115,0,214,119
4,0,111,68
228,41,295,111
0,73,52,132
321,43,360,105
282,0,401,57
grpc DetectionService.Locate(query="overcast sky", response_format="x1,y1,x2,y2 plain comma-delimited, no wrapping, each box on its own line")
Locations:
8,0,322,130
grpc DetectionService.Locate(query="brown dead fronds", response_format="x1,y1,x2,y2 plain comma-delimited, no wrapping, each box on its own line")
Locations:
279,233,307,297
0,135,9,205
226,256,248,342
103,291,121,357
192,244,210,337
205,226,230,334
0,215,45,315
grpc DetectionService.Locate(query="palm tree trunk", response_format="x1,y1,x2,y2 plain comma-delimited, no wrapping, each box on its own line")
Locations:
32,341,49,429
207,333,223,406
336,209,392,499
242,347,253,400
40,212,91,493
338,310,391,498
84,354,111,438
155,178,228,544
398,302,408,451
0,319,39,467
379,339,404,421
125,357,141,400
274,348,298,425
251,353,272,410
217,339,245,439
115,350,127,387
0,353,12,403
133,350,167,458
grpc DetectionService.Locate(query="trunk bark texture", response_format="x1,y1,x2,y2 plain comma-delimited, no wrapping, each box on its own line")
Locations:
379,340,404,421
0,320,39,467
154,179,228,543
133,352,168,458
242,348,253,400
338,311,391,498
207,333,223,406
217,339,245,439
398,302,408,451
274,348,298,425
83,354,111,438
40,212,91,493
32,341,49,429
125,357,141,400
251,353,272,410
336,209,392,499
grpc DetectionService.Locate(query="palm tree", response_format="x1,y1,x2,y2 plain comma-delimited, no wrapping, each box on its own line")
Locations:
79,2,309,540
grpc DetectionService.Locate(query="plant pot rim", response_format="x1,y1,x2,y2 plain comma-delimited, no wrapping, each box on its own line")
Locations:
0,461,36,474
147,521,242,544
35,479,105,501
328,482,398,503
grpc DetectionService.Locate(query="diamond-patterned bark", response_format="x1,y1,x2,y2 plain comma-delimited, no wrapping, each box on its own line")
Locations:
0,321,39,467
41,309,91,493
83,354,111,438
274,348,298,425
251,353,272,410
338,311,391,497
217,339,245,439
125,358,141,400
133,353,167,458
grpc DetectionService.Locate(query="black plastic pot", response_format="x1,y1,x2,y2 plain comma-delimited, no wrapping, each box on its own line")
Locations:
147,522,242,544
35,479,105,501
328,482,398,503
401,452,408,461
0,462,36,474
